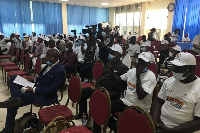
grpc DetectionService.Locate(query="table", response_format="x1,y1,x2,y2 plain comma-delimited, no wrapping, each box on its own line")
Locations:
177,42,193,51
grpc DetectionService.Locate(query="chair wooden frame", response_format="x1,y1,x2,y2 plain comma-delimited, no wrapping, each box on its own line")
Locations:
117,106,156,133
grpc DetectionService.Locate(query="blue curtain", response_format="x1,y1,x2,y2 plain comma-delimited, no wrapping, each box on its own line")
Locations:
172,0,187,40
67,5,109,34
32,1,63,36
173,0,200,41
184,0,200,40
0,0,32,37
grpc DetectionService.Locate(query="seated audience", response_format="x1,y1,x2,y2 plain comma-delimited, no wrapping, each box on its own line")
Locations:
121,45,131,69
152,52,200,133
58,34,66,54
0,49,66,133
23,35,33,54
140,41,151,52
0,38,12,55
61,42,77,74
170,29,179,42
127,36,140,67
105,52,157,132
182,34,190,42
77,46,129,120
158,40,169,74
160,45,181,75
192,34,200,54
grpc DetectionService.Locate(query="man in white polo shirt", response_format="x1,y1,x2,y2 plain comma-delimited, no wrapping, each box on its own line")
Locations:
152,52,200,133
108,52,157,132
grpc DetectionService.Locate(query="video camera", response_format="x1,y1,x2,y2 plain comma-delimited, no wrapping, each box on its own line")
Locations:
82,25,97,35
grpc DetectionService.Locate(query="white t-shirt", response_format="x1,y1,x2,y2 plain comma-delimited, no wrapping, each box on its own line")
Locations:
182,37,190,42
192,34,200,54
77,44,87,62
0,39,6,47
120,68,157,112
171,32,179,42
25,40,33,50
158,77,200,128
1,42,11,55
127,44,140,57
13,38,23,49
121,54,131,69
31,36,37,43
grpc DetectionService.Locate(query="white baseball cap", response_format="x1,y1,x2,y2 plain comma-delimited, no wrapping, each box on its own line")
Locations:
0,33,4,36
44,37,50,41
161,40,169,45
15,33,20,36
79,35,85,40
141,41,151,47
138,52,155,63
172,45,181,52
111,44,123,55
23,35,29,38
170,52,196,66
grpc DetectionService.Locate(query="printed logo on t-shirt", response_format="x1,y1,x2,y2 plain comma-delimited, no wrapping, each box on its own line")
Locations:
166,96,184,109
127,82,136,91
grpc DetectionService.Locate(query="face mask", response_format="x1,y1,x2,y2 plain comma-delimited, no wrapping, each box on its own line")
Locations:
75,42,79,46
173,69,190,81
143,67,148,73
65,48,69,51
108,54,115,60
169,52,173,57
141,47,147,52
46,57,54,66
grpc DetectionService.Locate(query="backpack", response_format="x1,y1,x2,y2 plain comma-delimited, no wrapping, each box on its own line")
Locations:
14,112,43,133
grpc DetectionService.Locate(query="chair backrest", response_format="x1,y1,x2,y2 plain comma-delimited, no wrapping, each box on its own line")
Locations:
25,54,31,70
117,106,155,133
9,43,15,55
35,57,41,75
68,75,82,103
20,50,24,64
148,63,158,77
195,63,200,78
15,49,19,61
92,61,104,80
89,87,111,132
195,55,200,64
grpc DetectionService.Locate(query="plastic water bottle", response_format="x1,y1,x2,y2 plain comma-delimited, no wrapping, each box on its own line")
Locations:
82,113,87,126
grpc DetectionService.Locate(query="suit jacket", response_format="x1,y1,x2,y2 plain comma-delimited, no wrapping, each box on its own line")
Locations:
34,61,65,106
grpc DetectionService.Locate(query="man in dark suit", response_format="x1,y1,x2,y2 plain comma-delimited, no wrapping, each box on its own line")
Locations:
0,49,66,133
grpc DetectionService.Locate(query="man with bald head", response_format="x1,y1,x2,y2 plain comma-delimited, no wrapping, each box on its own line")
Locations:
61,42,77,74
0,49,66,133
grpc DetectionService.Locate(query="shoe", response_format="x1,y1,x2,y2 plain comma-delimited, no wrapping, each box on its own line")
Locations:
0,97,23,108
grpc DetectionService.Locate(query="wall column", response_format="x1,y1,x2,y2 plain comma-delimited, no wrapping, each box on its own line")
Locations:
62,3,68,35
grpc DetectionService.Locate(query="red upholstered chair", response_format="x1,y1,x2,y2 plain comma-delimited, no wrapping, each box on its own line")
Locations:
117,106,155,133
19,50,25,69
38,74,82,127
195,55,200,64
195,63,200,78
0,44,14,62
59,87,111,133
3,66,20,82
24,54,31,74
82,61,104,88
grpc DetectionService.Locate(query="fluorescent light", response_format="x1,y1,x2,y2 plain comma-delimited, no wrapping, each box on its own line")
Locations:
101,3,109,6
60,0,68,1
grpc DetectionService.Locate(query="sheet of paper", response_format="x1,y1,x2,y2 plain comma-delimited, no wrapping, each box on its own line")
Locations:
13,75,35,88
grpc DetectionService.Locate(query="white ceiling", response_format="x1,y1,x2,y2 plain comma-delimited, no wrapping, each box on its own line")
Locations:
29,0,156,8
